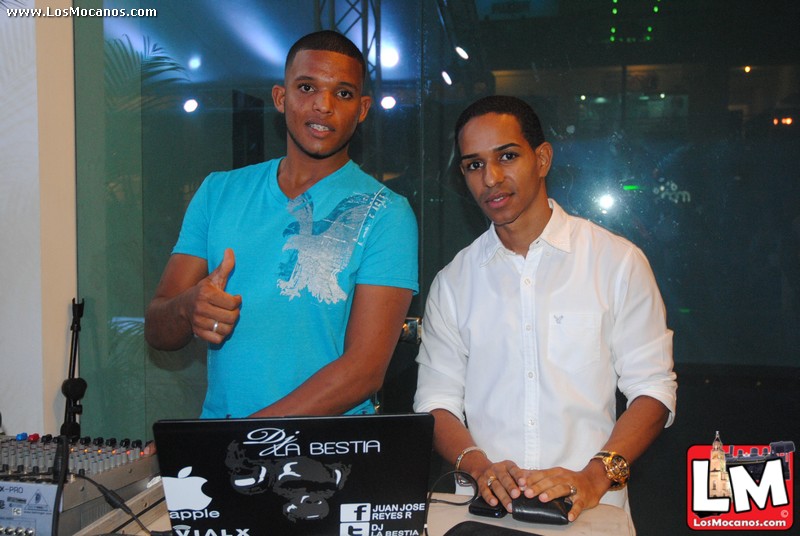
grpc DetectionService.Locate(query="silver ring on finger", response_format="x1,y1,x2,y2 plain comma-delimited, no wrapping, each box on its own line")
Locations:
212,320,219,333
487,476,496,487
568,484,577,497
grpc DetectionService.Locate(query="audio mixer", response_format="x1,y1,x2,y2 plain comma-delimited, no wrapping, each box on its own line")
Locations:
0,433,159,535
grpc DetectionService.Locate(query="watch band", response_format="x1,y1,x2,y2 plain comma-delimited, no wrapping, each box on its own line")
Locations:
454,446,485,487
592,450,630,490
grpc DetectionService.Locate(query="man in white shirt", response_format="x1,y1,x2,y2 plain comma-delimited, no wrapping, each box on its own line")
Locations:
413,96,677,523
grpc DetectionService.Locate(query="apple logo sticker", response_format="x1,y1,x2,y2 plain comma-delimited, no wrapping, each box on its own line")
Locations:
163,466,213,511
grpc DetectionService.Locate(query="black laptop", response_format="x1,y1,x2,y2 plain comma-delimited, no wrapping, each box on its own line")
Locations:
153,413,434,536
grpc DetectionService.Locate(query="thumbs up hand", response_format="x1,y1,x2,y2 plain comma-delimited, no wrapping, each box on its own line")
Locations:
209,247,236,291
192,248,242,344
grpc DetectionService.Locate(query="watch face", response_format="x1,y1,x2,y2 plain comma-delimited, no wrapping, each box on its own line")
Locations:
607,454,630,488
593,451,629,489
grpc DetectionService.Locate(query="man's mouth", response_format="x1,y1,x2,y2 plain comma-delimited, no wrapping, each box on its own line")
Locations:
485,192,511,207
308,122,333,132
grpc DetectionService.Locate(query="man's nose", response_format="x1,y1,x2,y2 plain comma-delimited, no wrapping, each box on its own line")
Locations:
313,91,334,113
484,163,502,187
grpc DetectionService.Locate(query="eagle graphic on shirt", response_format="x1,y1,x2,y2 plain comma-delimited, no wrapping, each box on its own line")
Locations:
278,190,387,304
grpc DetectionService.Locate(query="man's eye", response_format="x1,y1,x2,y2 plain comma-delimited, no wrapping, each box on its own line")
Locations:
337,90,353,99
299,84,313,92
500,152,518,161
465,161,483,171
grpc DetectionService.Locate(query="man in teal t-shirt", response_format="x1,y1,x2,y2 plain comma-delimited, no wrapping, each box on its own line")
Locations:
144,30,418,419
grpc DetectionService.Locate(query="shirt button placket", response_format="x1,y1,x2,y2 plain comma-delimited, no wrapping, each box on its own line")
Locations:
520,252,540,470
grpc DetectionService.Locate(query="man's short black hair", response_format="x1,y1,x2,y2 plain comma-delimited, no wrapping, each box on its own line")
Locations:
286,30,367,83
454,95,546,153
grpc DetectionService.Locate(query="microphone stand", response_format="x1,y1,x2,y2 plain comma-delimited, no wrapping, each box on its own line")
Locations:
60,298,87,438
52,298,87,535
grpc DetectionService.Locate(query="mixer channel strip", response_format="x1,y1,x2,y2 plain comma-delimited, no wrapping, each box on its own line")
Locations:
0,433,160,536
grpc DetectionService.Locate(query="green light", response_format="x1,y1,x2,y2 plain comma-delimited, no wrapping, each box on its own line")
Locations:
611,27,616,33
610,36,616,42
647,26,653,32
653,6,659,12
612,8,618,15
622,185,641,191
645,35,652,41
679,308,692,314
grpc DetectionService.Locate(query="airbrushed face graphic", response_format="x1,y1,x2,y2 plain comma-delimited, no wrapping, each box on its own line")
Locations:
225,441,351,522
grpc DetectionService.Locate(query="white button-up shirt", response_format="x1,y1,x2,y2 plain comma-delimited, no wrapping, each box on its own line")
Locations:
414,200,677,508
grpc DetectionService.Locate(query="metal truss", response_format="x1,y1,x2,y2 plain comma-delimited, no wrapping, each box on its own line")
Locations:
313,0,385,178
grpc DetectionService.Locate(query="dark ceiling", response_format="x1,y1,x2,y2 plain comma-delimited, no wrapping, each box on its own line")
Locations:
105,0,423,86
476,0,800,71
102,0,799,95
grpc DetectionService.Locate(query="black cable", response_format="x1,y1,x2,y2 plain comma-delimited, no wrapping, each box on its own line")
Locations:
49,436,70,536
424,470,479,536
73,473,153,536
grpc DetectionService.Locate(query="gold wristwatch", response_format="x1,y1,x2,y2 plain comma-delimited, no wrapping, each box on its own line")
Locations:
592,451,630,490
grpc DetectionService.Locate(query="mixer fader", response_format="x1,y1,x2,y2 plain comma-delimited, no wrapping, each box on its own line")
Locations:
0,433,159,535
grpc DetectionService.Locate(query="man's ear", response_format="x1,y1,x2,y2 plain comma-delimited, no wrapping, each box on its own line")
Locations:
357,95,372,123
535,142,554,177
272,84,286,113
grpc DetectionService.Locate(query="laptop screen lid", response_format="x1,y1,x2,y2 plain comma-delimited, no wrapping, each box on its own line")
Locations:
153,413,434,536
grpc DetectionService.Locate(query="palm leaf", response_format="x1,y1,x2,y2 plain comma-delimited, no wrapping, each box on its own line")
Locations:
105,34,188,111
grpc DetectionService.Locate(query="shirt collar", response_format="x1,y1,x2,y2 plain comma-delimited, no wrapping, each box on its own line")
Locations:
539,199,572,254
478,199,572,265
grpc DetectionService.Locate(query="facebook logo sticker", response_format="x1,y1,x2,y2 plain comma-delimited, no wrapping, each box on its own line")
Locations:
341,503,371,522
341,503,371,535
